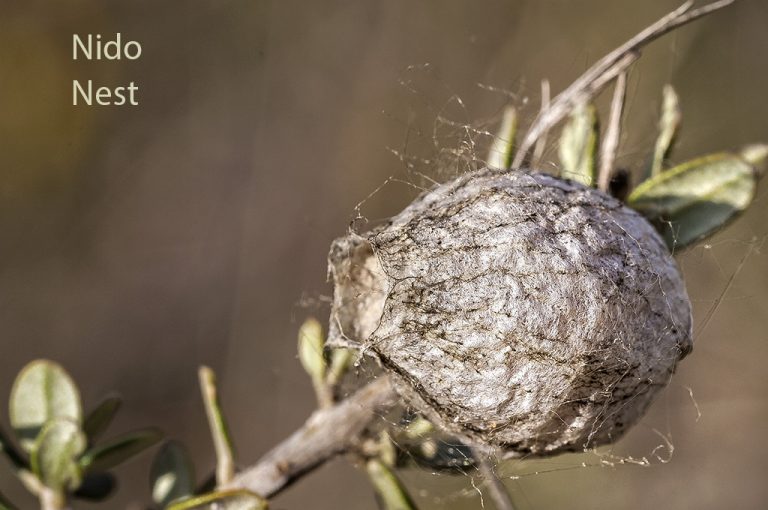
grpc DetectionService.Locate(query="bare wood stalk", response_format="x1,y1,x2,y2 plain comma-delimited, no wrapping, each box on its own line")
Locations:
598,71,628,192
39,489,69,510
511,0,737,169
471,447,516,510
199,366,236,486
530,79,551,169
226,375,397,498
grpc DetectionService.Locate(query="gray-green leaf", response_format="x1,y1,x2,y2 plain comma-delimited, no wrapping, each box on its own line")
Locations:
0,426,27,470
628,152,760,249
166,489,267,510
73,472,117,501
0,491,16,510
150,441,195,507
365,458,418,510
326,347,354,388
740,144,768,169
297,318,326,383
198,366,236,486
31,418,87,492
10,360,82,452
83,395,122,443
400,437,475,473
650,84,681,176
559,102,599,186
487,106,518,170
79,428,162,474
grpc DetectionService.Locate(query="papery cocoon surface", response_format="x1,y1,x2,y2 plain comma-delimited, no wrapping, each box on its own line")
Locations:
328,169,692,456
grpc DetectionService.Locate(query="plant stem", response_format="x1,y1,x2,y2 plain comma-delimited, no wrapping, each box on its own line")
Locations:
512,0,737,169
598,71,628,192
199,366,236,486
38,489,69,510
224,375,397,498
471,447,516,510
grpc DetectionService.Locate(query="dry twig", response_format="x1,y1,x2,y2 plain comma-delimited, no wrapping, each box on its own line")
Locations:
225,375,397,498
512,0,737,169
598,71,628,192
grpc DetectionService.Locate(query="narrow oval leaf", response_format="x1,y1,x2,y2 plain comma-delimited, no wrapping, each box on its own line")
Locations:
402,417,434,439
558,102,599,186
73,472,117,501
650,84,681,176
0,426,27,470
199,367,235,485
83,395,122,443
10,360,82,452
297,318,326,382
79,428,162,474
326,347,354,387
365,458,418,510
150,441,195,507
31,418,87,491
628,152,759,249
398,436,475,473
0,490,16,510
487,106,518,170
740,143,768,170
166,489,267,510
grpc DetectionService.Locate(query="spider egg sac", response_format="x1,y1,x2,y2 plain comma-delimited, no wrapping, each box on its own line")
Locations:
328,169,692,457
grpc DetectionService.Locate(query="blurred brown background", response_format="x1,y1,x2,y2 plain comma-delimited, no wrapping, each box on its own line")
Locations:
1,0,767,508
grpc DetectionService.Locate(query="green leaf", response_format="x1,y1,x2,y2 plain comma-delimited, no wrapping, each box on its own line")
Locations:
10,360,82,452
297,318,326,382
166,489,267,510
740,143,768,170
83,395,122,443
365,458,418,510
402,417,434,439
400,437,475,473
79,428,162,474
627,152,760,249
326,348,354,387
198,366,235,485
559,102,599,186
487,106,518,170
73,472,117,501
0,491,16,510
30,418,87,492
0,426,27,470
151,441,196,507
650,84,681,176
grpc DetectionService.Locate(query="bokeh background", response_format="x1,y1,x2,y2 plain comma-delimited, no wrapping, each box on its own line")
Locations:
1,0,767,508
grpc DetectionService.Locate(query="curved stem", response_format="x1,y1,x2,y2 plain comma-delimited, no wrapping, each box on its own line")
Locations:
39,489,69,510
225,375,397,498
